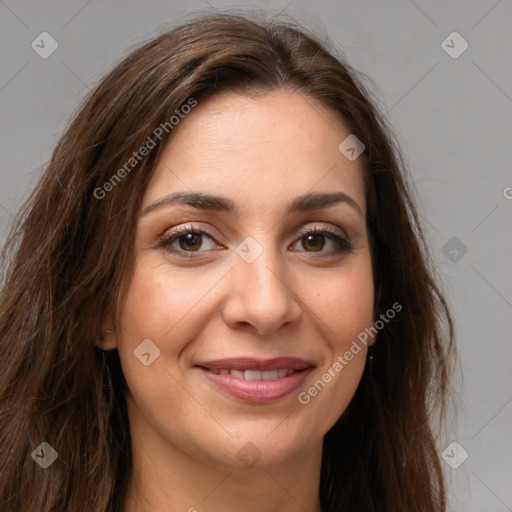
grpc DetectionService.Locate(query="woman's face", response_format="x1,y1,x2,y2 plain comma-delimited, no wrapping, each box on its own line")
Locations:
112,90,375,468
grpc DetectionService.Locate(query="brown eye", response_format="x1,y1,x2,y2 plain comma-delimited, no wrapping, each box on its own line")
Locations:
290,227,353,255
178,232,203,251
302,233,325,252
159,228,219,255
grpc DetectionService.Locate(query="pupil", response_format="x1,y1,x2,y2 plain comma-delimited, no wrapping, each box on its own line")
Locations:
179,233,202,251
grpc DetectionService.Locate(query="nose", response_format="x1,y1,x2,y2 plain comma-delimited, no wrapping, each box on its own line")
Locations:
221,246,302,336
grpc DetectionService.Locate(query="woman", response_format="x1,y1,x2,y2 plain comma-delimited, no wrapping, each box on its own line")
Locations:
0,13,455,512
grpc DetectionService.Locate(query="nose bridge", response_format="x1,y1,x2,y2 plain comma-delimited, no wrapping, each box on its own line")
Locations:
242,245,285,297
239,235,290,303
223,234,300,335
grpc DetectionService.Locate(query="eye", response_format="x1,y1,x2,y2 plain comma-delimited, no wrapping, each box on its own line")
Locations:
158,224,222,257
290,226,352,255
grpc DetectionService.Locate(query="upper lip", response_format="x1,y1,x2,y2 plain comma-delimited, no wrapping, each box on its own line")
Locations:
194,357,314,371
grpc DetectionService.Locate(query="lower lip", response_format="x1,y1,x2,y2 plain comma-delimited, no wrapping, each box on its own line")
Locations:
197,367,313,403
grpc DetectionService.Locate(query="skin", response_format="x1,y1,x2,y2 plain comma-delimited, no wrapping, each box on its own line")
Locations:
99,90,375,512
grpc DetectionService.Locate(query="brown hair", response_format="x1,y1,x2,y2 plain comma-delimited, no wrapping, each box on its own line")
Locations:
0,12,455,511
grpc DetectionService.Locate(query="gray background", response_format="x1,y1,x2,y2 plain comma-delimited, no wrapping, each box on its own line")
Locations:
1,1,511,510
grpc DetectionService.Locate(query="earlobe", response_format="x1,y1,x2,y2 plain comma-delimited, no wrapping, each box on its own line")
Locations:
365,318,378,347
96,329,118,351
367,324,377,346
97,307,119,350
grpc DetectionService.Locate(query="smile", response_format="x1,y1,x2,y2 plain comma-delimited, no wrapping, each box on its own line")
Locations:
194,357,314,403
206,368,298,379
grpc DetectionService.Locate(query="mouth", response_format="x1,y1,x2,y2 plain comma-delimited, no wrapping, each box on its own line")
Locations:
194,357,314,403
204,368,299,379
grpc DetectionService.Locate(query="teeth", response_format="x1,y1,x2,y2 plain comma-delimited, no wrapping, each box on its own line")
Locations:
261,370,278,380
244,370,261,381
208,368,296,380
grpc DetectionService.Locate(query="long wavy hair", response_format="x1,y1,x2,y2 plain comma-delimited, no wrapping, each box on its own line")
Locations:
0,12,455,512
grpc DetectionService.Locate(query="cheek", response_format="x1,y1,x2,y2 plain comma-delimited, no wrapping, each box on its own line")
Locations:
325,254,374,373
114,257,219,431
117,258,210,348
297,254,374,426
120,270,174,341
330,270,374,347
115,255,230,381
309,253,375,343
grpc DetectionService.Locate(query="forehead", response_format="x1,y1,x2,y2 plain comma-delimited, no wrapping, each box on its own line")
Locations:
144,90,366,214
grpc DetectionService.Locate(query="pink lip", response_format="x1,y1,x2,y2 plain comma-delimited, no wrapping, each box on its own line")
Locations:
194,357,314,403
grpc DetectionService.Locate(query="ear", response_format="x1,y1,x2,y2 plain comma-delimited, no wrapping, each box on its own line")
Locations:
96,312,118,351
367,325,377,346
368,284,382,347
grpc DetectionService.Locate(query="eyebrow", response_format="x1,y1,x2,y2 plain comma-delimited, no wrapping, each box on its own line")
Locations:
142,191,363,217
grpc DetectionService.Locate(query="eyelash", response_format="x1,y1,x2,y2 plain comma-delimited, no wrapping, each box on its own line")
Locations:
157,223,353,259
